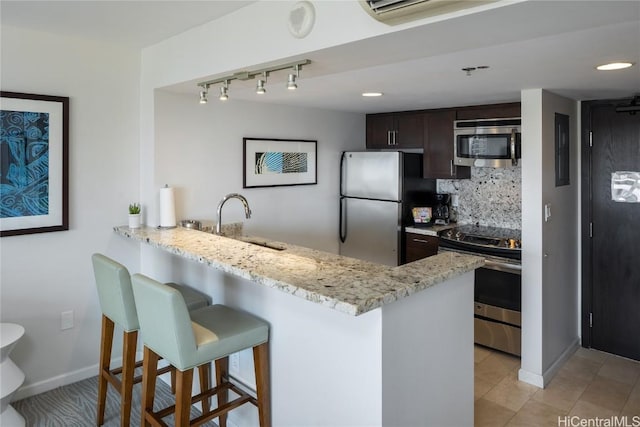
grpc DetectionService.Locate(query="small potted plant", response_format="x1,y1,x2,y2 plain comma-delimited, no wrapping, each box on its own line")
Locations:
128,203,141,229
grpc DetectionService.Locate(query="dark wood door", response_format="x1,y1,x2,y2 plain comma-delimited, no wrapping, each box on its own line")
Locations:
366,113,423,149
586,100,640,361
405,233,439,263
455,102,521,120
396,112,424,148
366,114,395,149
423,109,470,179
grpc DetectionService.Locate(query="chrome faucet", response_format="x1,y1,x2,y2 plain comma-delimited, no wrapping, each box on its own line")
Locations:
216,193,252,235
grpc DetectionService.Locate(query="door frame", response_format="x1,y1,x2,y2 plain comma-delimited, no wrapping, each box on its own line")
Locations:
580,97,634,349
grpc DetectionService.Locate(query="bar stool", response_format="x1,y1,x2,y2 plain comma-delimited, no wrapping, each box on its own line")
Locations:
130,273,271,427
92,253,211,427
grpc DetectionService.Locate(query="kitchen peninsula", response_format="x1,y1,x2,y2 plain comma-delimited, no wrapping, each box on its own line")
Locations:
114,225,483,426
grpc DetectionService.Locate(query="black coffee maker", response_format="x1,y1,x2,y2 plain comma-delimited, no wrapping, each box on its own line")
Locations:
432,193,451,225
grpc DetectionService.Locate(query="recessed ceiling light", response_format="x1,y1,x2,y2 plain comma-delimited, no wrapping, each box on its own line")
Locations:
596,62,634,71
362,92,383,97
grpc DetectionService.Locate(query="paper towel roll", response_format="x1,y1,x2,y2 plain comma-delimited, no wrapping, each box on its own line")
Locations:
159,185,176,228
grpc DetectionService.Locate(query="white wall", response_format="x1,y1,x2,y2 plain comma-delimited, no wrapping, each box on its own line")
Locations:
519,89,580,388
0,26,141,398
154,90,363,252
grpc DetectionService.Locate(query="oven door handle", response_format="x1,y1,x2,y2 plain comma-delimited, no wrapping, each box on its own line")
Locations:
484,259,521,275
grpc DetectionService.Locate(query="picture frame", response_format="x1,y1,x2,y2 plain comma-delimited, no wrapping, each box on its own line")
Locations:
1,91,69,237
243,137,317,188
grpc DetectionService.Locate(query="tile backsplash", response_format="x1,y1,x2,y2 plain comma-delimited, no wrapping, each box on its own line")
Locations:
437,166,521,230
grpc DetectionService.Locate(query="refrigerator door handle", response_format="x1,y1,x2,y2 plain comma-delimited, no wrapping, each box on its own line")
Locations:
339,196,347,243
339,151,346,197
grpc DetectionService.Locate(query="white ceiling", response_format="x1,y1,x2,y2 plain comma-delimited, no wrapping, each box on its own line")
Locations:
2,1,639,113
0,1,255,49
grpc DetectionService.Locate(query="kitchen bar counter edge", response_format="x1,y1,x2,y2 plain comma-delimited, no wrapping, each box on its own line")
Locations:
113,225,483,316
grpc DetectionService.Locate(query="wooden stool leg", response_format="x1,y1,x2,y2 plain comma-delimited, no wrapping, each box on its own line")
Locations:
97,315,114,426
171,366,177,394
120,330,138,427
215,357,229,427
198,363,211,414
175,368,194,426
141,346,160,427
253,343,271,427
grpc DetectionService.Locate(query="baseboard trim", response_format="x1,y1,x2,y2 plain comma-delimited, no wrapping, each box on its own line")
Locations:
12,351,146,401
518,338,580,389
13,362,102,401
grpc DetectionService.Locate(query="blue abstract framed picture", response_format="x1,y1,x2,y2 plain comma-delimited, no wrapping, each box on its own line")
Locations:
1,92,69,236
243,138,317,188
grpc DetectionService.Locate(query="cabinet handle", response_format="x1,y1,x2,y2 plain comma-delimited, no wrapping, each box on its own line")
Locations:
388,130,398,146
412,238,433,244
450,159,455,176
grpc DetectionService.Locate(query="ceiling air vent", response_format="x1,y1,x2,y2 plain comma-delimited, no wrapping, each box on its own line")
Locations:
360,0,496,25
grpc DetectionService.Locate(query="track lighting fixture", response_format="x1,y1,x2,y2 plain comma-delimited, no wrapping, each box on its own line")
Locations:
219,81,229,101
197,59,310,103
199,86,208,104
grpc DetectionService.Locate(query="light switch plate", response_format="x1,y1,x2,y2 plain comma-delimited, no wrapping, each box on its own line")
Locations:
61,310,74,330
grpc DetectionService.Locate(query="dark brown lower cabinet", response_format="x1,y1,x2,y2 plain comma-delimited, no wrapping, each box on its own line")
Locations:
405,232,439,263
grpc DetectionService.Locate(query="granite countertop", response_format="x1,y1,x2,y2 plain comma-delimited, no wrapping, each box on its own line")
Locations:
114,225,483,316
405,223,458,236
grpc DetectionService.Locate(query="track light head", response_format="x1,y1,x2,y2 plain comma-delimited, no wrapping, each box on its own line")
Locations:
219,81,229,101
287,74,297,90
199,86,208,104
256,73,267,94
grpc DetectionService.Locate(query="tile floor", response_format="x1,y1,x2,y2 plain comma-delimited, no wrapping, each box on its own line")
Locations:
474,345,640,426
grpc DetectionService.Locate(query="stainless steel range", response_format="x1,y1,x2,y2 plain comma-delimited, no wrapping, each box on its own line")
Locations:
439,225,522,356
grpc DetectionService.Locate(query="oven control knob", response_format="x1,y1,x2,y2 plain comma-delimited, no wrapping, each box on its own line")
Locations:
444,230,453,238
455,231,463,240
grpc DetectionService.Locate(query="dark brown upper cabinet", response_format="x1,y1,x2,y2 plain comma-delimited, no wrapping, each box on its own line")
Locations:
423,109,470,179
455,102,521,120
366,112,423,149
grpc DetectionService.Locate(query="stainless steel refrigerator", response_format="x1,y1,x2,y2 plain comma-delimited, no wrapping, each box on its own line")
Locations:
339,151,435,266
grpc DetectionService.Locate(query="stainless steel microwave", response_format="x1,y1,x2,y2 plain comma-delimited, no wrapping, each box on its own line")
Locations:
453,118,521,167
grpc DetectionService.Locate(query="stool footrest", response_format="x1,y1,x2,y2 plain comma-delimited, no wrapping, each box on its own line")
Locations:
149,379,257,426
107,361,173,385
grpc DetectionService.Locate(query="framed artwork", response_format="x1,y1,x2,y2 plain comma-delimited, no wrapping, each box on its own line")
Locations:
243,137,317,188
0,91,69,237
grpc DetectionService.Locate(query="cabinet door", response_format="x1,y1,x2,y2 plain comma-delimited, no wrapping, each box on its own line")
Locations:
366,114,395,149
423,110,470,179
456,102,521,120
395,112,424,148
405,232,439,263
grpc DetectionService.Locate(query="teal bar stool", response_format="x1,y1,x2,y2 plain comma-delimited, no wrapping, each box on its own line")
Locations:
131,273,271,427
92,253,211,427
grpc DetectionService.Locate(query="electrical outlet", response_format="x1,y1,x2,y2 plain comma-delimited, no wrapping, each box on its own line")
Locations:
61,310,74,330
229,352,240,373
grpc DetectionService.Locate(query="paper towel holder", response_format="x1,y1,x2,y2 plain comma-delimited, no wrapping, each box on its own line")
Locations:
158,184,178,229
